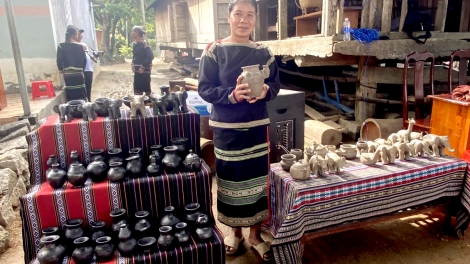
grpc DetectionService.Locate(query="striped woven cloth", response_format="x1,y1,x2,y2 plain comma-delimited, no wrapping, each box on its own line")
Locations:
264,157,469,264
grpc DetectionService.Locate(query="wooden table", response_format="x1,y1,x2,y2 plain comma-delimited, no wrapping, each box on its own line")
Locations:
293,8,360,37
429,94,470,158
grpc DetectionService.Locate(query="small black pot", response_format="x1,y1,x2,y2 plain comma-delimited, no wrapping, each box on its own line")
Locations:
70,150,82,165
146,155,161,176
110,208,127,240
157,226,175,251
195,214,213,241
149,145,164,163
72,237,94,264
90,149,106,162
184,203,202,230
125,155,143,178
129,147,144,163
67,163,87,188
138,236,157,254
64,219,85,253
171,137,189,158
160,206,180,229
134,211,152,240
108,148,124,164
40,227,62,249
46,163,67,190
46,155,59,175
94,236,115,261
86,161,108,182
37,235,66,264
90,221,107,246
175,222,190,245
117,224,137,257
107,162,126,183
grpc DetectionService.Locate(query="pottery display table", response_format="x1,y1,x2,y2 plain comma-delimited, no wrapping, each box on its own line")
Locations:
429,94,470,158
263,157,470,264
19,110,225,264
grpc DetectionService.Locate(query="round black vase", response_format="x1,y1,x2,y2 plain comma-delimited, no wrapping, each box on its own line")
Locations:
134,211,152,240
46,163,67,189
110,208,128,241
171,137,190,159
90,221,107,246
129,147,143,163
117,224,137,257
72,237,94,264
157,226,175,251
67,163,87,188
108,148,124,164
40,227,62,249
125,155,143,178
146,155,161,176
175,222,190,245
86,160,108,182
37,235,66,264
94,236,115,261
195,214,213,241
138,237,157,254
70,150,82,165
162,146,181,172
184,203,201,230
149,145,164,163
64,218,85,253
46,155,59,175
160,206,180,229
107,162,126,182
90,149,106,162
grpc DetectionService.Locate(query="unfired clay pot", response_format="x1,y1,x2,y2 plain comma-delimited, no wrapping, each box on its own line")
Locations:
240,64,270,98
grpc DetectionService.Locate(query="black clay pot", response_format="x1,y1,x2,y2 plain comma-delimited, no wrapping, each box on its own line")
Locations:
195,214,213,241
184,203,201,229
108,148,124,164
162,146,181,171
94,98,110,117
125,155,143,178
94,236,115,261
117,224,137,257
90,149,106,162
183,150,202,172
146,155,161,176
40,227,62,249
90,221,107,246
68,100,86,118
46,164,67,189
67,163,87,188
86,161,108,182
171,137,190,158
138,236,157,254
129,147,143,162
134,211,152,240
64,219,85,253
72,237,94,264
149,145,164,163
107,162,126,183
157,226,175,250
160,206,180,228
110,208,128,239
46,155,59,175
175,222,190,245
37,235,66,264
70,150,82,165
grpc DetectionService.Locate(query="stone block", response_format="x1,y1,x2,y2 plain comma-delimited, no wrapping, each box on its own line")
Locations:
0,136,28,154
11,179,26,208
0,126,30,143
0,196,14,227
0,119,30,139
0,151,29,179
0,225,10,255
0,168,17,199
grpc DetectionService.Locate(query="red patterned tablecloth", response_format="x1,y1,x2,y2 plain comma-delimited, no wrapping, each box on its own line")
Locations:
264,157,469,264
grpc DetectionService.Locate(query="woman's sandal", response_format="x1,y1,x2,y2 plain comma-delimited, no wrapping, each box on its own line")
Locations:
252,241,273,262
224,236,244,255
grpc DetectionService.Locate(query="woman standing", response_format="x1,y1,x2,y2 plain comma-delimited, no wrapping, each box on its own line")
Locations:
131,26,154,95
77,29,96,102
56,26,87,102
198,0,280,261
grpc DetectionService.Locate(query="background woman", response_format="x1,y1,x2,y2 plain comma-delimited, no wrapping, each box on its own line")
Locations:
56,26,87,102
131,26,154,95
198,0,280,261
77,29,96,102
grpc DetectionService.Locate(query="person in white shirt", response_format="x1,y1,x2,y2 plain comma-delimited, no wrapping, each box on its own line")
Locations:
77,29,96,102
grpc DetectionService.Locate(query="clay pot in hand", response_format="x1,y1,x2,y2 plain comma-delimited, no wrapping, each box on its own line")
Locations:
90,149,106,162
94,236,115,262
64,219,85,253
86,161,108,182
107,162,126,183
90,221,107,246
157,226,175,250
171,137,189,158
125,155,143,178
183,150,202,172
117,224,137,257
289,148,303,161
108,148,124,164
134,211,152,240
70,150,82,165
184,202,201,229
47,164,67,189
37,235,66,264
174,222,190,245
67,163,87,188
160,206,181,228
195,214,213,241
280,154,296,172
149,144,164,163
162,146,181,171
138,237,157,254
146,155,161,176
71,237,94,264
240,64,270,98
110,208,128,240
46,155,59,175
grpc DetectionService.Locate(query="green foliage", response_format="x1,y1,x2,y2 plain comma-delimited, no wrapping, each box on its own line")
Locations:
147,39,156,49
119,45,133,59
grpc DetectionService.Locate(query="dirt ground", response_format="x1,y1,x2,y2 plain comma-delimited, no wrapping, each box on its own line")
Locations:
1,62,470,264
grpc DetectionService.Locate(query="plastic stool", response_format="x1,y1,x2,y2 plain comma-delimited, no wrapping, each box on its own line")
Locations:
462,150,470,163
31,80,55,99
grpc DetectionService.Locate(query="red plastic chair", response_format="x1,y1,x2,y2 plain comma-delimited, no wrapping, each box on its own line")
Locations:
32,80,55,99
448,49,470,92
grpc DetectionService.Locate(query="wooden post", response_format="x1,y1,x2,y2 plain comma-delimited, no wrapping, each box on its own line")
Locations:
399,0,408,32
435,0,449,32
355,56,378,123
336,0,345,34
460,0,470,32
278,0,288,39
256,0,268,41
368,0,378,29
381,0,393,32
361,0,371,28
327,0,340,36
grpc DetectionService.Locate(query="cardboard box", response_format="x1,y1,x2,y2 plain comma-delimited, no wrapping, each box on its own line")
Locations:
186,91,211,116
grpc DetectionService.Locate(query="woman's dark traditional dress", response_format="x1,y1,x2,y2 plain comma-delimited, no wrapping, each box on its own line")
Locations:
198,41,280,227
132,42,154,94
56,42,87,101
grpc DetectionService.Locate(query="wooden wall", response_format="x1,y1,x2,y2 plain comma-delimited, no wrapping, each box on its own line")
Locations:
187,0,216,44
154,0,172,44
